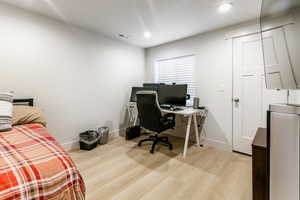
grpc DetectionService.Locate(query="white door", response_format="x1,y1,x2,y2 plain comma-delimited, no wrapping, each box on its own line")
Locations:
263,28,296,89
233,28,288,155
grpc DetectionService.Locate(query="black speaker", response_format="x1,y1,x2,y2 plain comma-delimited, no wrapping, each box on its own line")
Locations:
126,126,141,140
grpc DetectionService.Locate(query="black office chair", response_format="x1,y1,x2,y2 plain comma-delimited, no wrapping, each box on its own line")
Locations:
136,91,175,154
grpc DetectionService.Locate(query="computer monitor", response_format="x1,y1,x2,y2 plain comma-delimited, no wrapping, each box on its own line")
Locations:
130,87,157,102
143,83,165,91
158,84,188,106
143,83,159,87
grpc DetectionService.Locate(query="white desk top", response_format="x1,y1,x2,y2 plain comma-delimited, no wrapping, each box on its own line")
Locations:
162,107,207,116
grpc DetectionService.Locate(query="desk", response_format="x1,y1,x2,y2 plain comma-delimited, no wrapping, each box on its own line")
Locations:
162,108,207,158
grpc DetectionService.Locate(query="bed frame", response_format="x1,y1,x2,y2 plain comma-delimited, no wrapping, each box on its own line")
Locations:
13,98,34,107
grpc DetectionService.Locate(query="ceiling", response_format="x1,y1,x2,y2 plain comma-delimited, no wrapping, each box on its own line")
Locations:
261,0,300,16
0,0,275,48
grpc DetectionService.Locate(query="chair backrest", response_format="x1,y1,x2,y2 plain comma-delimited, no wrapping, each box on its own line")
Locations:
136,91,162,131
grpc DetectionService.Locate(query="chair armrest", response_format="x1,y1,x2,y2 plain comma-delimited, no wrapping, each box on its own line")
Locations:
160,113,176,129
162,113,175,122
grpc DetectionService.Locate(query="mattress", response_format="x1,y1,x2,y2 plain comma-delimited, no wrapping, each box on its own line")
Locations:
0,124,85,200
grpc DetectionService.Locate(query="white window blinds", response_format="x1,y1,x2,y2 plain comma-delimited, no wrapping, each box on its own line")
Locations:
155,55,196,105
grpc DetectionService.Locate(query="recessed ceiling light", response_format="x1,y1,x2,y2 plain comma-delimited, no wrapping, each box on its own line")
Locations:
218,3,232,13
144,31,152,38
118,34,128,39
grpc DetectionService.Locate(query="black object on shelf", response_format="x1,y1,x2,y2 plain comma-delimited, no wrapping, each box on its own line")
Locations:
126,126,141,140
79,130,100,151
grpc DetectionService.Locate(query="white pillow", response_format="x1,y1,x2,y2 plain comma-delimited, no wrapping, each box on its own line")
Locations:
0,92,13,132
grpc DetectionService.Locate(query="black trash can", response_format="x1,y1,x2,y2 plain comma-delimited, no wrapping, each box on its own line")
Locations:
79,130,100,151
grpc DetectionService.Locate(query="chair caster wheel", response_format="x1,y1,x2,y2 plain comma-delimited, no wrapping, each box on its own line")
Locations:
150,150,154,154
138,143,142,147
169,145,173,150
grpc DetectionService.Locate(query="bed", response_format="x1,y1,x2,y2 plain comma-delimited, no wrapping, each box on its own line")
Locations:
0,99,85,200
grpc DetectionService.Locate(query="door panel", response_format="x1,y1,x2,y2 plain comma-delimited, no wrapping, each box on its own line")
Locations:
263,37,279,66
263,28,296,89
233,28,287,155
241,75,261,140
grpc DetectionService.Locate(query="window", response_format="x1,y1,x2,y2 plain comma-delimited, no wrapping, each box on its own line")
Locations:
155,55,196,105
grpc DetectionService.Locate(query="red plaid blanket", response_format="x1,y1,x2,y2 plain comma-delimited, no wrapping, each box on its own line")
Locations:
0,124,85,200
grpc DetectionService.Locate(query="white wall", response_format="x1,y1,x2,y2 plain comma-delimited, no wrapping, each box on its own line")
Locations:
145,21,277,151
0,3,145,149
146,7,300,151
146,26,237,151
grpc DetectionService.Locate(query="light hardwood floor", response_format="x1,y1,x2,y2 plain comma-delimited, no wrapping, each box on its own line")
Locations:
70,135,252,200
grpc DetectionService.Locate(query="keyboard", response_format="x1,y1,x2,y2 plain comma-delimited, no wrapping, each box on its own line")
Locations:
160,104,172,109
160,105,184,111
171,107,184,111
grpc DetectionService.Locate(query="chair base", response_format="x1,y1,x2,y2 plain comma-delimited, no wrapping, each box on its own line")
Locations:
138,134,173,154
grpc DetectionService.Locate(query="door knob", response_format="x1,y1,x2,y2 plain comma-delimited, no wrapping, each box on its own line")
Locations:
233,98,240,103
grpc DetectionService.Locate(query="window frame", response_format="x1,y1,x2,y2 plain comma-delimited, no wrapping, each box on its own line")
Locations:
154,54,197,106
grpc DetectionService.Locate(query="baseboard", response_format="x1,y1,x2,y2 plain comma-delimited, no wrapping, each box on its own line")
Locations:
61,129,232,152
161,132,232,152
110,128,126,139
61,140,79,151
61,128,125,151
204,138,232,152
